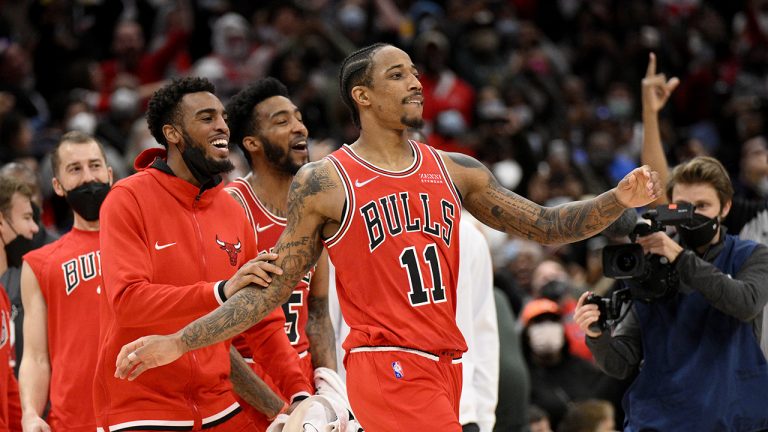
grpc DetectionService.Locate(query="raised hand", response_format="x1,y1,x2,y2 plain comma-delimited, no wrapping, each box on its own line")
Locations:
642,52,679,114
614,165,661,208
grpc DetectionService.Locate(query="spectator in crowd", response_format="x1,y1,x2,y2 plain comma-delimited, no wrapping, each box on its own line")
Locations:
557,399,616,432
520,299,615,430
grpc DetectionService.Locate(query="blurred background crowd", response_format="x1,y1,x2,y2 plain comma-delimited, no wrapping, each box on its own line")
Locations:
0,0,767,431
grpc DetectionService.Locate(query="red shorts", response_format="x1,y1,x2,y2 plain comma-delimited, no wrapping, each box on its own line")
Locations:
345,349,463,432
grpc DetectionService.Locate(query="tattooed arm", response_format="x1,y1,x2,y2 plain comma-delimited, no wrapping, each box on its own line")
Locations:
442,152,660,244
114,160,344,379
305,249,338,371
229,346,285,417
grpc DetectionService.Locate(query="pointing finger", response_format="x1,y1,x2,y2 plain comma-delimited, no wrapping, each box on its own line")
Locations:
646,52,656,77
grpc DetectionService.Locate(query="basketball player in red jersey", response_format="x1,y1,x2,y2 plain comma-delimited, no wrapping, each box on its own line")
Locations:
223,78,332,426
20,131,111,432
116,44,661,431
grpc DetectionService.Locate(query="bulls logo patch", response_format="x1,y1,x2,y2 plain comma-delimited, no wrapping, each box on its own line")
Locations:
392,361,404,379
215,235,241,266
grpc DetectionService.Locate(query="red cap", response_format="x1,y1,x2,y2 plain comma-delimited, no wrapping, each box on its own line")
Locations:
520,298,561,327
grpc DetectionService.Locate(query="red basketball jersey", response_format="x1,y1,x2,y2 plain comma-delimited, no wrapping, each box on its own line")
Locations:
23,228,101,431
324,141,467,354
226,178,315,356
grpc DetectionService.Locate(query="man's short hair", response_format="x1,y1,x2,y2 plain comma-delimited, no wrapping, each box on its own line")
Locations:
226,77,289,165
50,131,108,176
146,77,216,148
0,176,33,217
338,43,389,128
666,156,734,207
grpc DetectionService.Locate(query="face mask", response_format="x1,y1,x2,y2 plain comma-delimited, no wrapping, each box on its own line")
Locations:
63,181,111,221
110,87,139,120
679,212,719,249
4,202,40,267
66,112,97,135
527,321,564,355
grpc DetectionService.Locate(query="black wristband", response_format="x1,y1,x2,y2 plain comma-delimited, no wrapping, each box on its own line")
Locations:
291,394,309,404
217,280,228,302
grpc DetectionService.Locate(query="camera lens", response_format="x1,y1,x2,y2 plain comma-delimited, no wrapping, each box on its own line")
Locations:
616,252,637,272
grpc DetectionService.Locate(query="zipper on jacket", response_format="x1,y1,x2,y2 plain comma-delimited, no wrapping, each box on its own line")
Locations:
189,192,204,430
188,351,203,430
192,194,207,270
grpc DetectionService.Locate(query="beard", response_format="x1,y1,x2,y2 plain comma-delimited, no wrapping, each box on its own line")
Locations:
401,114,425,129
179,129,234,184
261,135,305,175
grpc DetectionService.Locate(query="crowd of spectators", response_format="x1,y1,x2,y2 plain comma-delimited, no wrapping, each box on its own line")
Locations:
1,0,767,430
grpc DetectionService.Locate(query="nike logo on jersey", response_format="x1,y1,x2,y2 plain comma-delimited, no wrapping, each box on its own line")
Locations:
155,241,176,250
256,223,275,233
355,176,380,187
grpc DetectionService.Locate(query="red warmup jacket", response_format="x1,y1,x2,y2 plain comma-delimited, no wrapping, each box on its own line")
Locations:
93,148,262,431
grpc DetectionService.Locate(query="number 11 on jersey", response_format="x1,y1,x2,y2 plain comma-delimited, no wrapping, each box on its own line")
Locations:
400,243,447,306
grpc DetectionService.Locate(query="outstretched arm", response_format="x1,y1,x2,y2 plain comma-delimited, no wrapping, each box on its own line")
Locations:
443,153,660,244
115,160,342,379
640,52,679,206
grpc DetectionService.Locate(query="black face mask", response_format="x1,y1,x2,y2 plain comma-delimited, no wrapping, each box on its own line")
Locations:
679,212,720,249
63,181,111,221
4,202,40,267
177,129,234,186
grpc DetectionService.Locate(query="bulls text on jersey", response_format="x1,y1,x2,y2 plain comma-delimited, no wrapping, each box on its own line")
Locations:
61,250,101,295
360,191,456,252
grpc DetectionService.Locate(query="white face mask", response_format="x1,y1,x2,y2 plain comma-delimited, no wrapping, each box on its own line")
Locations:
67,112,97,135
527,321,564,355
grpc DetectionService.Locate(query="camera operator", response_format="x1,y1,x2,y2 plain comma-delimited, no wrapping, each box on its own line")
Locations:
574,156,768,431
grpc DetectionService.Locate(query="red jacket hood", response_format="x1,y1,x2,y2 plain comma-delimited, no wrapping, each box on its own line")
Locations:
131,147,225,209
134,147,167,171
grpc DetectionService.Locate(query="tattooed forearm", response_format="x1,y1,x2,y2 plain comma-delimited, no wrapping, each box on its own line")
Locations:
180,236,325,351
306,295,338,370
468,178,626,244
180,162,332,352
229,347,285,417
